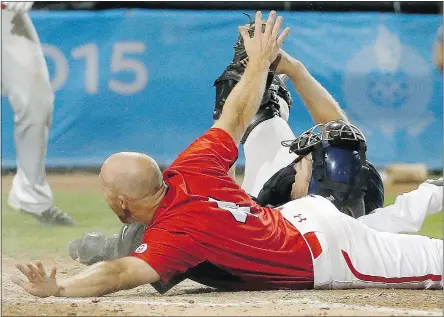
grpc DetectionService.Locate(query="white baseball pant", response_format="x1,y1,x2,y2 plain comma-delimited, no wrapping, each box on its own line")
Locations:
1,10,54,215
280,189,442,290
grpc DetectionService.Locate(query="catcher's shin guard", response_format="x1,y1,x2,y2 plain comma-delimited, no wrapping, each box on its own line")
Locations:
68,222,146,265
68,222,185,294
68,232,119,265
240,74,292,144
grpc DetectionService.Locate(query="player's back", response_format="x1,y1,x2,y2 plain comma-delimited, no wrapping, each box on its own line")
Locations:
132,128,314,290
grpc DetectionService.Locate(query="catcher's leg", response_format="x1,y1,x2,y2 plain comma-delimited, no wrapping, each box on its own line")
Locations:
213,21,294,194
357,180,443,233
69,222,147,265
3,12,54,214
68,223,183,294
241,116,297,197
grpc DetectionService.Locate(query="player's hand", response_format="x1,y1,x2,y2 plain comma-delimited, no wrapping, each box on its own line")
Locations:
239,11,290,69
11,261,60,297
1,1,34,12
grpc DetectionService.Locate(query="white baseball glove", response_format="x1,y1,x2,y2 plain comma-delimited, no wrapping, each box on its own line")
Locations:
1,1,34,12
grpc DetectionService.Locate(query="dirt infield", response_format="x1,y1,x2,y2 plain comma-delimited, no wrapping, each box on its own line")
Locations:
2,173,442,316
2,257,442,316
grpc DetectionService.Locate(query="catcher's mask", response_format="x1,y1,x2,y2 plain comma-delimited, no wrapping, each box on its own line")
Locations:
282,120,371,218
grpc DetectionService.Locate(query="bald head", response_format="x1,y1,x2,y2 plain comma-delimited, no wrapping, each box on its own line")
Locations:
100,152,163,199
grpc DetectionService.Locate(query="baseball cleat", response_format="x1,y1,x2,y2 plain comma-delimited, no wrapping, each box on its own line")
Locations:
425,177,443,186
35,207,75,226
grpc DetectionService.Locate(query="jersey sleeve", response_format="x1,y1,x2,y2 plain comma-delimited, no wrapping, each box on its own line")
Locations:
130,229,204,283
170,128,238,174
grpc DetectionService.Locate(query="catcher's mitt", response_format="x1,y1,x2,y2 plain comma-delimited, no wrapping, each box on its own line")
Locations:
232,13,282,71
213,14,287,121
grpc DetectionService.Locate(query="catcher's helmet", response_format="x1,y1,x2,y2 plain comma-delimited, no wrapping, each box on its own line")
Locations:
282,120,384,218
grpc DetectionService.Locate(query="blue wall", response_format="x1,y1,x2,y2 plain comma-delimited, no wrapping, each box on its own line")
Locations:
1,10,442,168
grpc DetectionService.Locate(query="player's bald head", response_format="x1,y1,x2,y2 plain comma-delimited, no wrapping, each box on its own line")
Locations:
99,152,163,199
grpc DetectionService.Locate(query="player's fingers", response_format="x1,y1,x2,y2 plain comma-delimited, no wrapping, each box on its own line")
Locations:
264,10,276,38
27,263,43,281
16,264,33,280
36,262,46,277
271,16,283,40
10,275,26,287
254,11,263,38
50,266,57,279
27,263,40,275
238,26,250,42
277,27,291,46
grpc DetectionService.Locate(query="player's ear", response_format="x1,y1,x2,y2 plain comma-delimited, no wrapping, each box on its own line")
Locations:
118,195,128,210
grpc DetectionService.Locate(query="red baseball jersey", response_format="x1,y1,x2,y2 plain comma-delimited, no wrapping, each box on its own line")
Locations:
131,128,314,290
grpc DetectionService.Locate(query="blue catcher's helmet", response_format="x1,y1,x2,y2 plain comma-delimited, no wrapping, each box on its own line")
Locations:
282,120,384,218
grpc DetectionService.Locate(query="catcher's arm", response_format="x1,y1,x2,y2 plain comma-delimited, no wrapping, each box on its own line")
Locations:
275,50,348,124
213,11,290,144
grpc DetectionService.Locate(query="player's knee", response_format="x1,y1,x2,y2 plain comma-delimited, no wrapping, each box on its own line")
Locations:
16,80,54,126
32,75,55,116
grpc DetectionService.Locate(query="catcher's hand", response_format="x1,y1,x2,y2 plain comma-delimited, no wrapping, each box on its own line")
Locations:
1,1,34,12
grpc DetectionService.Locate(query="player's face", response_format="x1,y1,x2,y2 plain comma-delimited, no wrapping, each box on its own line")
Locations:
291,154,313,200
101,188,134,223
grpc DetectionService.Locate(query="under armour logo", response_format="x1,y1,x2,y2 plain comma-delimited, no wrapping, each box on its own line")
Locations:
294,214,307,222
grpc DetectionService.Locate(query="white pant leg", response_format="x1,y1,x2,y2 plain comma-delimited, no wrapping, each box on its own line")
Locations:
2,11,54,214
242,117,297,197
281,196,443,290
358,183,443,233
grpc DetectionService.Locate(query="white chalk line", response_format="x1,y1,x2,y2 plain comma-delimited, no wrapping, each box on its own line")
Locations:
2,296,441,316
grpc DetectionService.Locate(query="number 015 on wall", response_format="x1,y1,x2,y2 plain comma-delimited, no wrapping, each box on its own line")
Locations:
42,42,148,95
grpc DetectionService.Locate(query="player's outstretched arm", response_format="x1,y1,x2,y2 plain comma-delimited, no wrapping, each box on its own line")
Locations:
275,50,348,124
213,11,290,144
11,257,160,298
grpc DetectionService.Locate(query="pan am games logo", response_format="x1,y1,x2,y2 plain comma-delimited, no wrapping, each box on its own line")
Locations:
343,25,434,137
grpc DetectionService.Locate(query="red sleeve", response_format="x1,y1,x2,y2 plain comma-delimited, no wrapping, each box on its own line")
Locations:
170,128,238,174
130,229,204,283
